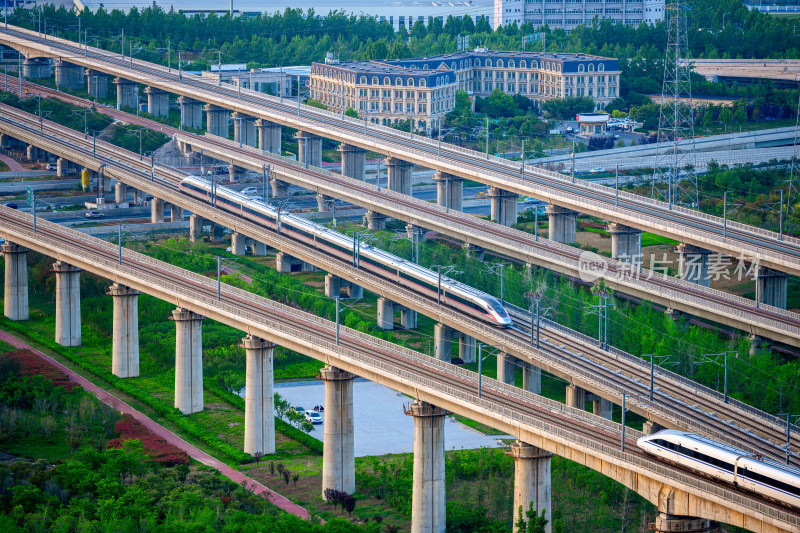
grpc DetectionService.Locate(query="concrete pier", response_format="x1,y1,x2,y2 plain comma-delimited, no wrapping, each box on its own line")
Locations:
252,241,268,256
55,60,84,90
86,70,108,99
643,420,666,435
228,165,246,183
458,334,476,363
652,514,713,533
593,397,613,420
565,385,586,410
53,262,81,347
144,86,169,118
324,273,362,299
339,143,366,180
171,308,204,415
270,178,290,199
232,112,257,147
407,224,428,244
22,58,51,79
150,198,165,223
508,441,552,533
241,335,276,456
546,205,578,243
107,284,140,378
231,232,247,255
114,78,139,110
434,323,454,362
296,131,322,167
255,119,282,154
170,206,184,222
385,157,413,196
189,214,204,242
407,401,448,533
433,171,463,211
489,187,518,226
401,307,417,330
211,224,225,243
757,266,788,309
115,182,128,204
275,252,313,273
522,364,541,394
463,243,485,261
377,297,395,330
26,145,42,162
497,353,516,385
204,104,230,138
365,211,387,230
676,243,712,287
56,158,69,177
320,366,355,497
608,223,642,266
178,96,204,130
2,243,28,321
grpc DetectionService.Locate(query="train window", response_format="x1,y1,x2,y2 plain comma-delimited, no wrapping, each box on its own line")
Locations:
491,302,508,316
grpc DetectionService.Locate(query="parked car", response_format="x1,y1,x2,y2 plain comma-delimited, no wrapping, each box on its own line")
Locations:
292,406,306,416
85,210,104,219
589,167,605,174
46,163,58,171
3,203,18,209
305,411,323,424
240,187,258,196
565,127,574,134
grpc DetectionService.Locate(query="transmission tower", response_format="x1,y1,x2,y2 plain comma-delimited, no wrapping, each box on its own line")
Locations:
651,2,698,209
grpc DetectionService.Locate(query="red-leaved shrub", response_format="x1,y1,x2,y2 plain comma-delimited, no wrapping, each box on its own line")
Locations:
108,414,189,466
6,349,81,392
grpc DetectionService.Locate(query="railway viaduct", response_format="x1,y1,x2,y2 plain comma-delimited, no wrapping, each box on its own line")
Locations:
2,207,799,533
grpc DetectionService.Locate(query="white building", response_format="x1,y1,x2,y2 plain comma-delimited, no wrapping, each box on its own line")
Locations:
493,0,664,31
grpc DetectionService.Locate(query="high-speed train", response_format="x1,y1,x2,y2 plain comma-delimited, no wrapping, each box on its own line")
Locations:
180,176,512,327
638,430,800,509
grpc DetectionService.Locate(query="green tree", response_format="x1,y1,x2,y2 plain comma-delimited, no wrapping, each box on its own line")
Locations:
515,502,548,533
719,106,733,129
481,89,518,118
345,108,359,119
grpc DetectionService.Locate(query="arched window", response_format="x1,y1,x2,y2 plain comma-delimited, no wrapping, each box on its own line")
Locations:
396,77,403,86
509,60,515,68
588,64,595,72
520,60,527,69
557,64,561,73
486,59,492,67
384,77,391,85
475,59,481,67
423,64,429,69
408,78,415,87
497,59,504,68
459,61,463,69
360,76,367,84
598,64,605,72
532,61,537,69
420,79,426,87
578,64,585,72
372,77,379,85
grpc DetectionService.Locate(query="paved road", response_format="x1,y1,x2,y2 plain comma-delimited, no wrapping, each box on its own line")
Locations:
0,329,313,521
0,152,24,172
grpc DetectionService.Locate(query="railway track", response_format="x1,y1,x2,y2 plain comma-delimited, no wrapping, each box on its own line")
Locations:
2,206,798,530
3,105,799,472
1,25,798,276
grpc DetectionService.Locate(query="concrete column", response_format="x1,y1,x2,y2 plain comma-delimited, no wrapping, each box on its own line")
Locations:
52,262,81,347
508,441,552,533
488,187,518,226
757,266,788,309
150,198,165,223
400,307,417,330
642,420,666,435
434,323,453,362
339,143,366,180
54,60,84,90
178,96,204,130
22,58,52,79
676,244,712,287
2,243,28,321
204,104,230,138
522,364,541,394
275,252,313,273
55,158,67,176
377,297,395,330
385,157,413,196
241,335,276,456
295,131,322,168
346,283,363,299
433,171,464,212
546,205,578,243
320,366,356,497
463,243,485,261
458,334,476,364
365,211,387,230
497,353,516,385
231,232,247,255
324,273,342,298
652,514,712,533
189,214,204,242
607,223,642,266
255,119,282,154
270,178,290,199
114,78,139,110
565,385,585,410
593,397,613,420
407,400,448,533
107,283,140,378
114,182,128,204
253,242,268,256
26,145,41,162
170,206,184,222
406,224,428,243
144,86,169,118
211,224,225,243
316,193,333,212
170,308,204,415
232,112,257,147
749,334,771,355
86,70,108,99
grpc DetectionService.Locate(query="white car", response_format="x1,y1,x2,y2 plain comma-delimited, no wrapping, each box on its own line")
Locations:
240,187,258,196
589,167,605,174
47,163,58,171
85,210,104,219
305,411,323,424
292,406,306,416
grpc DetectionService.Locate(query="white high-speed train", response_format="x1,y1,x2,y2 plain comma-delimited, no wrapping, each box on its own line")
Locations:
180,176,512,327
638,430,800,509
